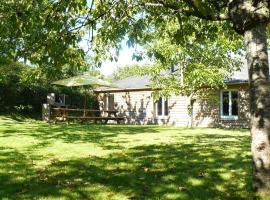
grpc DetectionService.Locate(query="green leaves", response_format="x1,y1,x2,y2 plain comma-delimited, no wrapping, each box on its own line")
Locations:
140,17,243,97
74,0,243,97
0,0,243,97
192,0,211,16
111,64,150,80
0,0,88,77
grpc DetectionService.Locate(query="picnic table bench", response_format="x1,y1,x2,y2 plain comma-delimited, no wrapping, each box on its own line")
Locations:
51,108,124,124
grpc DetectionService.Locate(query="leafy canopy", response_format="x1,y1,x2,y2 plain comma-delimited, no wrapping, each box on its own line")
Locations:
0,0,89,78
81,1,243,95
0,0,244,93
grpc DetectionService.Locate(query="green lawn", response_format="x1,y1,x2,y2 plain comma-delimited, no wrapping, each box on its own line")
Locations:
0,115,253,200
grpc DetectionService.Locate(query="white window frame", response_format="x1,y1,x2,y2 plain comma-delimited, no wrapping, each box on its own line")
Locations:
155,97,169,117
220,90,239,120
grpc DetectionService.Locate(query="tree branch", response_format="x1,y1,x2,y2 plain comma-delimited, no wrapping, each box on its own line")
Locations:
147,0,229,21
68,0,119,33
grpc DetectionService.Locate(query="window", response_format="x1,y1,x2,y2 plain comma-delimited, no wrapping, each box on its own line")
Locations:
107,94,114,110
220,90,238,119
170,65,179,73
156,97,169,116
55,93,65,104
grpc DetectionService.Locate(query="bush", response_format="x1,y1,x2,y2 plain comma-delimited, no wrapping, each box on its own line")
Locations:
0,60,98,117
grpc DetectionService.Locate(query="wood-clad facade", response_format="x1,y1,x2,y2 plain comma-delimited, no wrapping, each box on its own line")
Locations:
95,83,250,128
97,90,154,124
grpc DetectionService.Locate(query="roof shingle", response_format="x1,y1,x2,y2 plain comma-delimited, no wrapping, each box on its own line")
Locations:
95,66,251,92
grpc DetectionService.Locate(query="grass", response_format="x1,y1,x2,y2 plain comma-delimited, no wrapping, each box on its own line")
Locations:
0,115,254,200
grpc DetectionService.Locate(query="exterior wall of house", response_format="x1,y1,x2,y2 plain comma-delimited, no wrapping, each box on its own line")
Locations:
192,85,250,128
161,95,190,126
96,90,191,125
97,90,155,124
96,84,250,128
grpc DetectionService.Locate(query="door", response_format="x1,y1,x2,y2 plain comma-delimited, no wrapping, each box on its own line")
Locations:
107,94,114,110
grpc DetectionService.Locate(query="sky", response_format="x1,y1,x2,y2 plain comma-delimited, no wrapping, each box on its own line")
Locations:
98,44,148,76
81,0,150,76
79,0,151,76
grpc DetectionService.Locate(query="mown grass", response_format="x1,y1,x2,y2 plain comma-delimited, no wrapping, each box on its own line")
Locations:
0,115,254,199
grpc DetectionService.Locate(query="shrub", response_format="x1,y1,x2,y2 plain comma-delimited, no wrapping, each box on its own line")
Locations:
0,60,98,117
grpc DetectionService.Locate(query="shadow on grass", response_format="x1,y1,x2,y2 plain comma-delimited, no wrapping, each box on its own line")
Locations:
0,134,254,200
1,122,162,146
0,116,254,199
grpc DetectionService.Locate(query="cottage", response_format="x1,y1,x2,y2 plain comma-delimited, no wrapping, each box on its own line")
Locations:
95,67,250,128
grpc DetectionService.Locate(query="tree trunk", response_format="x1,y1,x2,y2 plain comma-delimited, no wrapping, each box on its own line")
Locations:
244,22,270,196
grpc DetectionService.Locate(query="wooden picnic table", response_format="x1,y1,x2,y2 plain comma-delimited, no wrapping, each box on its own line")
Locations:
51,107,124,124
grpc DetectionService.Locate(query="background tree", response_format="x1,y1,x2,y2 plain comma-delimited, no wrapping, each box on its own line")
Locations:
111,64,151,80
0,59,98,115
0,0,88,79
0,0,99,114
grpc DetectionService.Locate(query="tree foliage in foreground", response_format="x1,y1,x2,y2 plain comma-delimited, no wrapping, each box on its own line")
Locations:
138,19,243,97
112,18,243,97
0,0,88,78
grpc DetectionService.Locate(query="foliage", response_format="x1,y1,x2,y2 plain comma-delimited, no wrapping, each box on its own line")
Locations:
141,18,243,97
111,64,151,80
0,60,98,115
0,0,88,77
0,115,253,199
105,16,243,98
0,0,244,95
73,1,242,96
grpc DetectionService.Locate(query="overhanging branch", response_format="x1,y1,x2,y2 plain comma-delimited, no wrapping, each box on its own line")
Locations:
146,0,229,21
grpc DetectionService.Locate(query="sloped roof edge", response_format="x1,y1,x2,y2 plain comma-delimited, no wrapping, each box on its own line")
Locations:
95,66,250,92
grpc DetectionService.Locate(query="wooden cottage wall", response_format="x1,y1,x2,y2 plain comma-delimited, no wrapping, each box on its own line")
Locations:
156,95,190,126
192,85,250,128
97,90,154,124
96,84,250,128
192,92,220,127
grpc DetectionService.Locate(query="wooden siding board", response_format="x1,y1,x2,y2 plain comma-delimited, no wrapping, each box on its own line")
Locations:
98,91,154,124
97,84,250,128
192,87,250,128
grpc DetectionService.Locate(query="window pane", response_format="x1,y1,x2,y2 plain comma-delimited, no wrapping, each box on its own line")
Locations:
157,97,162,116
222,92,229,116
170,65,175,73
55,93,59,101
164,98,168,116
231,91,238,116
108,95,114,110
55,93,64,104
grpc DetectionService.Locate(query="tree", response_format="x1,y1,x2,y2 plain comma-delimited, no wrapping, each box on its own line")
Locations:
0,0,88,79
78,0,270,197
136,18,242,97
111,64,151,80
1,0,270,197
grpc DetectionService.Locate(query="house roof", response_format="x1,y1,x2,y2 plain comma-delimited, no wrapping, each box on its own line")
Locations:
225,66,249,84
95,66,250,92
94,75,151,92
